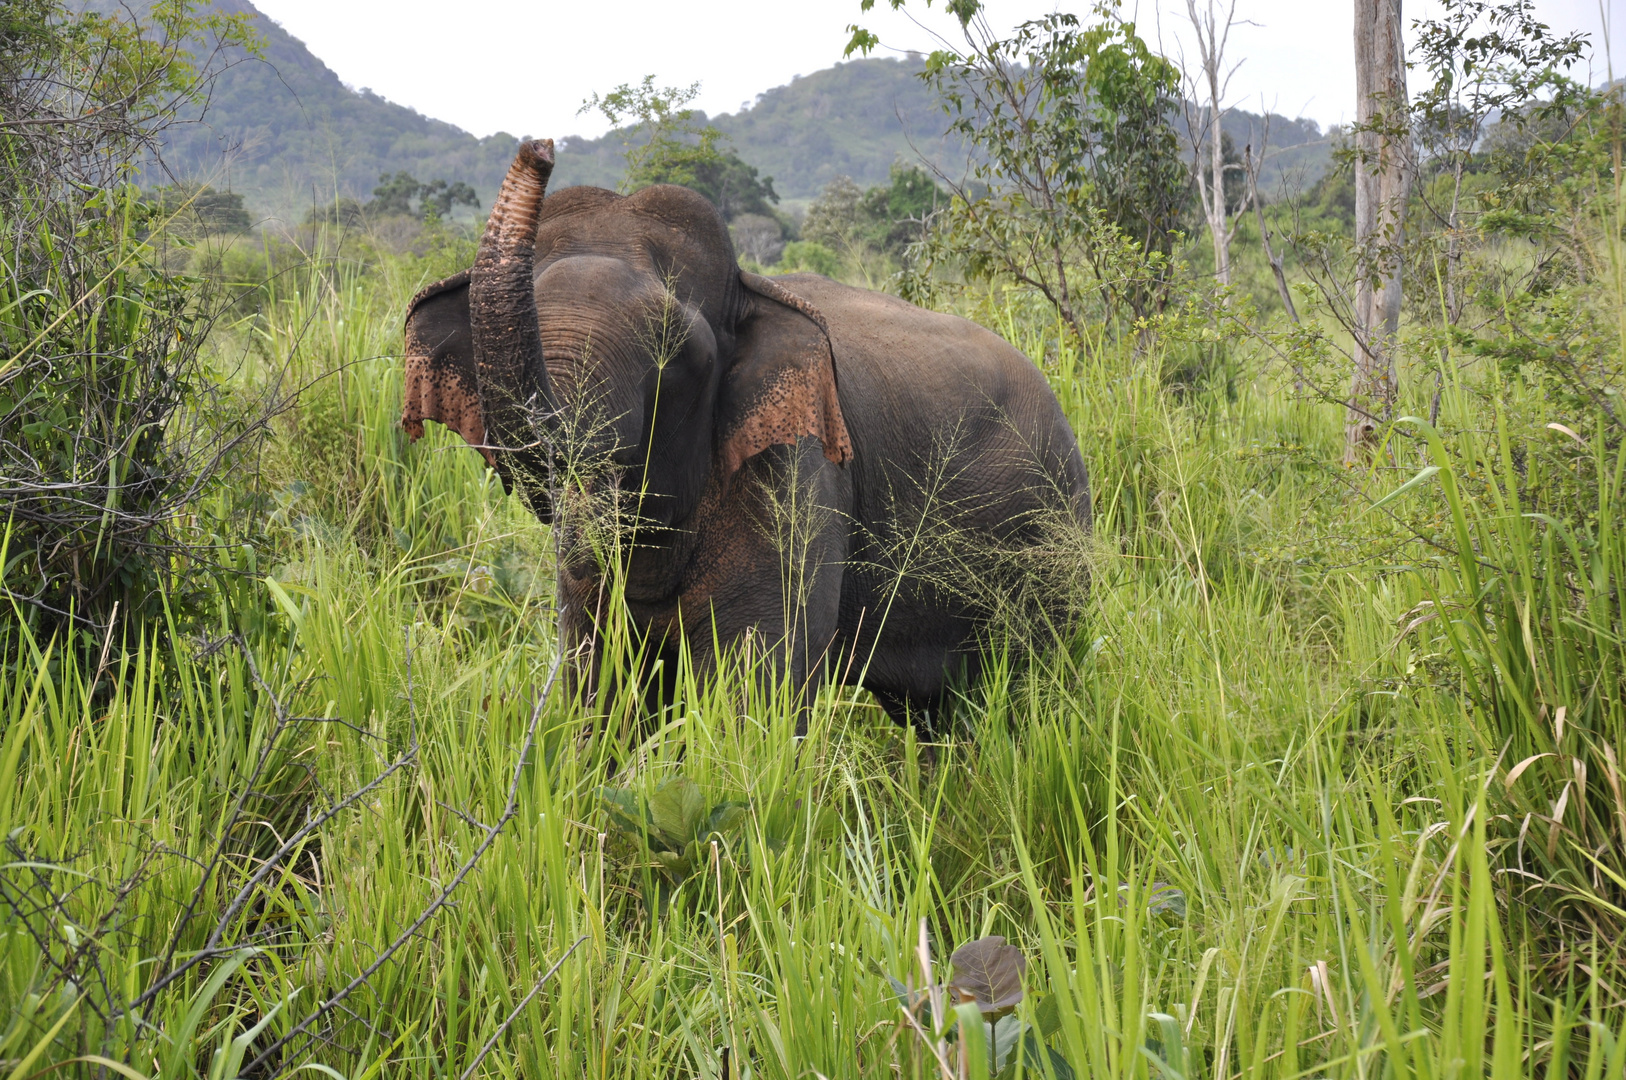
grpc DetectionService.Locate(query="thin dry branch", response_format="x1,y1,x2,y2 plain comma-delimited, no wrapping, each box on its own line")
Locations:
241,649,566,1076
457,935,589,1080
1242,114,1300,326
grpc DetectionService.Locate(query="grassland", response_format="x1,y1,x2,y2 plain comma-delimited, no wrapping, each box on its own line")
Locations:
3,218,1625,1079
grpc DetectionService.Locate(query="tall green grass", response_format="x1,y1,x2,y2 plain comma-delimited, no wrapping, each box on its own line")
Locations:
3,237,1624,1078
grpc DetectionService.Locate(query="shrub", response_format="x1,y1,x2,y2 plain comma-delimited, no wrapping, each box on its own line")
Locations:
777,240,841,277
0,0,263,659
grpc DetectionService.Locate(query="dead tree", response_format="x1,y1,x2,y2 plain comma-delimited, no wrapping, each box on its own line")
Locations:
1241,115,1298,325
1347,0,1413,464
1184,0,1247,290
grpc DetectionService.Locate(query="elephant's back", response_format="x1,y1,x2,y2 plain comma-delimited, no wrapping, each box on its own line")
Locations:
773,275,1022,383
767,274,1090,533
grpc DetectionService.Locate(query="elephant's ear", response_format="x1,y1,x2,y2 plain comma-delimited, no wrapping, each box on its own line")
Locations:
720,273,853,480
401,270,493,466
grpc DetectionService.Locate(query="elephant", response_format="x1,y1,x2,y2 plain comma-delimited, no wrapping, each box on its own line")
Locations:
401,139,1090,728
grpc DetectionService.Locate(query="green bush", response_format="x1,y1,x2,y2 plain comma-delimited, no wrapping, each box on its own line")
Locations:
144,184,254,236
776,240,841,277
0,1,262,661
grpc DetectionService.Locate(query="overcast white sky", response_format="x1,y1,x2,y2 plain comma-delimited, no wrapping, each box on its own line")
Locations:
249,0,1622,140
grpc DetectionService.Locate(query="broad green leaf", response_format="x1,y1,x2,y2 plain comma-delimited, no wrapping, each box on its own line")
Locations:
707,802,748,837
1034,993,1062,1038
597,786,646,839
1148,883,1187,921
648,778,706,848
1043,1043,1077,1080
994,1031,1076,1080
990,1015,1025,1070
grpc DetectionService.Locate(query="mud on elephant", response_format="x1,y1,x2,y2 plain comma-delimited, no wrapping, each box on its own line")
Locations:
402,139,1091,729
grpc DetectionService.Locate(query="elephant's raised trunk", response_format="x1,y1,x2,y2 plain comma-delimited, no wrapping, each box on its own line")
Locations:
470,139,556,473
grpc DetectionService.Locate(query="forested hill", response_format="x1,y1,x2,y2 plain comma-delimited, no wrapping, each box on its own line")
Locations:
159,0,519,221
161,0,975,215
163,0,1332,219
560,57,969,201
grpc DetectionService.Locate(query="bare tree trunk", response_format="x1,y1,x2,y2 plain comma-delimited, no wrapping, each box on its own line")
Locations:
1210,90,1231,287
1347,0,1412,464
1185,0,1242,291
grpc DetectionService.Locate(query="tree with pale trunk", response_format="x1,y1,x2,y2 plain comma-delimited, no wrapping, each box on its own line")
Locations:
1346,0,1413,464
1183,0,1248,292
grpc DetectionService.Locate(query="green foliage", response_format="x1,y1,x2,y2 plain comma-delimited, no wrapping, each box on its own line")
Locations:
801,174,866,248
1266,4,1609,459
804,162,944,258
369,169,426,216
1403,0,1592,304
793,163,945,284
1304,159,1356,229
0,0,264,657
0,0,260,113
599,777,751,909
582,74,784,239
583,76,717,191
298,173,481,230
367,170,478,220
302,194,365,227
1409,0,1588,138
145,183,253,234
864,162,945,253
860,2,1189,332
777,239,841,276
679,153,781,223
1062,10,1188,262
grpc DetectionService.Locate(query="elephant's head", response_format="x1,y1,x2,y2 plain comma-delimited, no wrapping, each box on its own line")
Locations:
402,140,851,528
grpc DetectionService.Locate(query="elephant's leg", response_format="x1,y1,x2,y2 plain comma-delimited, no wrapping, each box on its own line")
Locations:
871,687,917,725
868,668,971,738
679,440,851,719
835,572,984,737
555,561,612,705
559,568,693,746
557,540,673,716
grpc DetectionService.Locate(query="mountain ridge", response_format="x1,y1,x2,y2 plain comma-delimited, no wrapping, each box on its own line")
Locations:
162,1,1333,221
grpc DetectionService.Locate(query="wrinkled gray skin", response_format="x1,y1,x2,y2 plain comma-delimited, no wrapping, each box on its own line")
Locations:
403,141,1090,729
